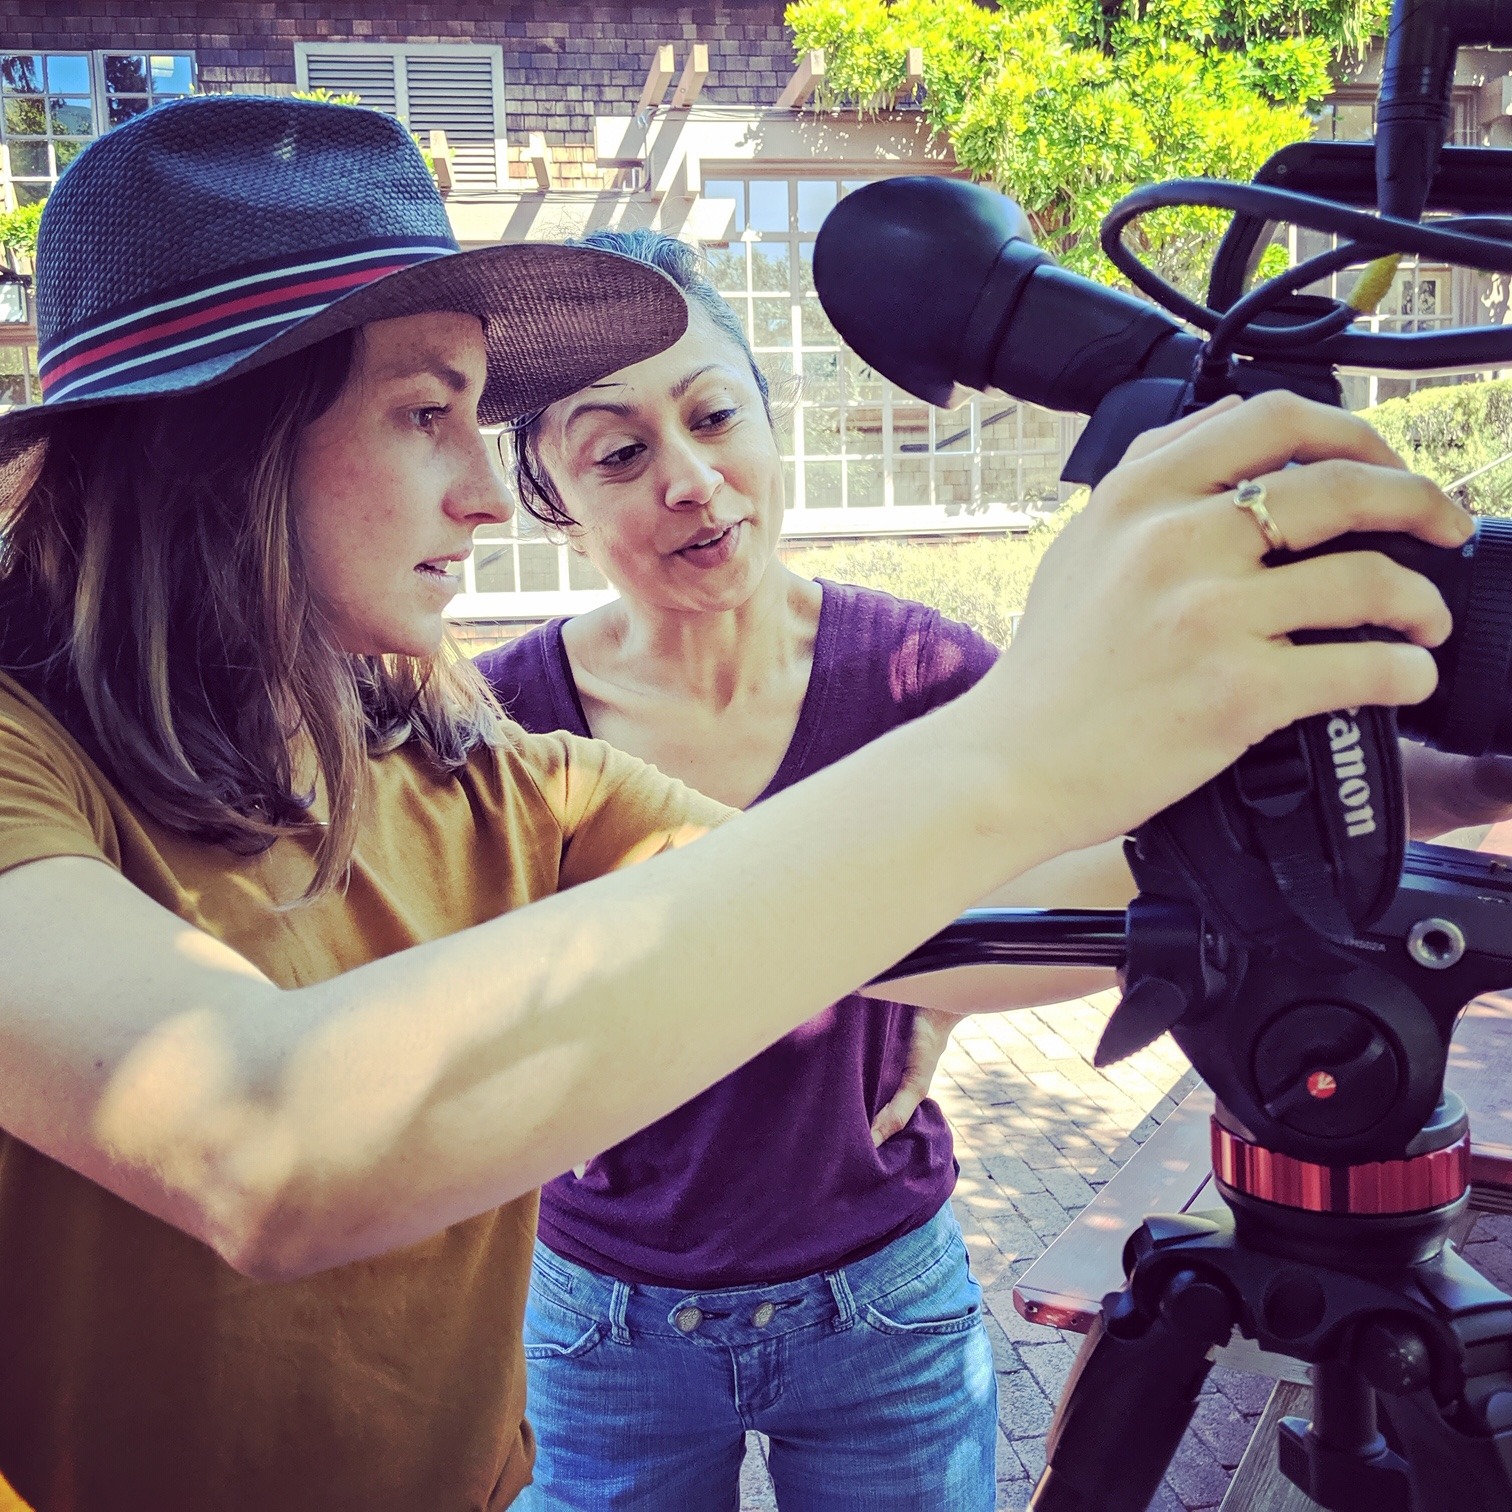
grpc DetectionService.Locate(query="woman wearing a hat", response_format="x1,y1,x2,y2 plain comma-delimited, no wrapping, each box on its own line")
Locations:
0,95,1474,1511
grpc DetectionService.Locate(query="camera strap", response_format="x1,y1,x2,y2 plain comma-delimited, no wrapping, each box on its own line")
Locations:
1132,707,1405,961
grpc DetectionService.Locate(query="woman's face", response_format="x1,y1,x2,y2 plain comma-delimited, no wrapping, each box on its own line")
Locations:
536,308,785,614
291,311,512,657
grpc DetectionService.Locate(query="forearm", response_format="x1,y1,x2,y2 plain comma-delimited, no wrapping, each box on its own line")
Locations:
1401,740,1512,841
868,838,1130,1014
50,695,1049,1278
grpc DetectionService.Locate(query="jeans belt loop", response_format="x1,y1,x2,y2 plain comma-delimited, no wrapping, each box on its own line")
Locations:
824,1267,857,1333
608,1279,633,1345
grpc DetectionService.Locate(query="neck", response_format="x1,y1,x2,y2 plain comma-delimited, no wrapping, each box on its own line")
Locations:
593,560,816,709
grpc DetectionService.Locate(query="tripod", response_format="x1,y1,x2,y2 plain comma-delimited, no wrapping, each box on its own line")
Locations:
879,843,1512,1511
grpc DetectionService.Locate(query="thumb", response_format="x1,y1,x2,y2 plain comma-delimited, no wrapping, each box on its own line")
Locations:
871,1089,923,1147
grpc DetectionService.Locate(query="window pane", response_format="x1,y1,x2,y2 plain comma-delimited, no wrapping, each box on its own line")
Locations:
844,351,885,402
7,139,47,175
104,55,150,94
846,456,883,505
892,406,931,453
3,97,46,134
703,179,744,232
750,297,791,347
107,95,150,128
937,457,973,511
798,242,816,295
53,137,85,170
843,411,882,456
841,178,872,196
802,406,841,455
1,57,43,94
472,544,517,594
747,179,788,232
800,350,841,403
705,243,746,292
0,345,27,405
804,459,842,507
150,55,194,94
893,455,933,507
750,243,789,292
796,180,836,232
49,97,93,136
799,299,838,349
45,56,90,95
518,542,561,592
13,180,48,205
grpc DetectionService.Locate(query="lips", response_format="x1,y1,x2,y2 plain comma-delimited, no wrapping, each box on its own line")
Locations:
414,550,471,578
672,520,745,569
675,522,741,556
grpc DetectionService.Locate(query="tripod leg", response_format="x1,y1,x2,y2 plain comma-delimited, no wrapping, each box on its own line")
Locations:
1030,1267,1236,1512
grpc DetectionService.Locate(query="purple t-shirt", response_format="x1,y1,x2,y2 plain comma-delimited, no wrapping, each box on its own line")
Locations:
475,580,999,1288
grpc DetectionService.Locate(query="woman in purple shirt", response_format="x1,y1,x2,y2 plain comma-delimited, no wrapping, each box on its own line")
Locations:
476,230,1115,1511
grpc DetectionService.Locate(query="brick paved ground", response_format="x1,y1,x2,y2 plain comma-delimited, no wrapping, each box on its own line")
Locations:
736,987,1512,1510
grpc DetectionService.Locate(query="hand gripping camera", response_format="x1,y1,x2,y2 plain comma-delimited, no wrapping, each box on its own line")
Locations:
846,2,1512,1507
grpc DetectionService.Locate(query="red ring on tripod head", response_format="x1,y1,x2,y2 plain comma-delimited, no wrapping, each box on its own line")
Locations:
1211,1118,1470,1214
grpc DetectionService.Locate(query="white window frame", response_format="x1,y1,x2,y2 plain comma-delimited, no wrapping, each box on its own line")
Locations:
293,41,507,193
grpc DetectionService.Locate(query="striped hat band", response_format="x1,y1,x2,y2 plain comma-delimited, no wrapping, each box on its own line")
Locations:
39,236,456,404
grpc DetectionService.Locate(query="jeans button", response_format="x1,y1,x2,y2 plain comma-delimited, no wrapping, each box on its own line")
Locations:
674,1306,703,1333
751,1302,776,1328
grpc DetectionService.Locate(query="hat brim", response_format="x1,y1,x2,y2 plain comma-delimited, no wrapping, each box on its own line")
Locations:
0,241,689,479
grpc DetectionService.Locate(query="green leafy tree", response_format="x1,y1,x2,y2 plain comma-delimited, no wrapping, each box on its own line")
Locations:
1363,379,1512,518
787,0,1389,291
0,201,43,264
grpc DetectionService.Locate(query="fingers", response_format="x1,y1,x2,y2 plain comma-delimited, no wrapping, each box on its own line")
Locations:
1270,639,1440,726
1215,462,1472,556
1119,394,1243,467
870,1090,921,1147
1254,551,1453,647
1119,391,1407,502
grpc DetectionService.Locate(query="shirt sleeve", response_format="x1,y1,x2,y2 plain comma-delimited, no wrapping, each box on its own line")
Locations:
0,684,117,878
914,611,1001,714
506,728,733,891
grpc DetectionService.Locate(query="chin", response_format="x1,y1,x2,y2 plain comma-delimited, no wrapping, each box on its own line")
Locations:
344,618,445,660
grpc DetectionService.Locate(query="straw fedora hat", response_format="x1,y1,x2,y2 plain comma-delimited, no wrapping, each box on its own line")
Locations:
0,93,687,471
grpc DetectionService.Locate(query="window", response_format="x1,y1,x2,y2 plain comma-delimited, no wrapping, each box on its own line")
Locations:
1,51,196,207
702,175,1072,516
294,43,506,193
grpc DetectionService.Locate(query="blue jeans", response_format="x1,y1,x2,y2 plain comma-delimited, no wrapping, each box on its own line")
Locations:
514,1202,997,1511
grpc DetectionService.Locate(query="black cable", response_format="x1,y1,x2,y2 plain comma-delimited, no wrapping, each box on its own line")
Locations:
1099,179,1512,372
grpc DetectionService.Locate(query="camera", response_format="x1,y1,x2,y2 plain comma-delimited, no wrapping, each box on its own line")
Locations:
847,4,1512,1507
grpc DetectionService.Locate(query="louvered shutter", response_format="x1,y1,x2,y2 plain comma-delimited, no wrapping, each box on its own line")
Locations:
404,52,498,192
302,50,398,115
294,44,502,191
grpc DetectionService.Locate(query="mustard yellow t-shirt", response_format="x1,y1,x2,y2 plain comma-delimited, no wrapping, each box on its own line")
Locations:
0,672,725,1512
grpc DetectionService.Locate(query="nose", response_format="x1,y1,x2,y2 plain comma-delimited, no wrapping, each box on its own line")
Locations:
659,432,723,513
447,428,515,526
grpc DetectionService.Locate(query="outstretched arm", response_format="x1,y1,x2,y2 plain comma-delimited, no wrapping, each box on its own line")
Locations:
0,393,1469,1280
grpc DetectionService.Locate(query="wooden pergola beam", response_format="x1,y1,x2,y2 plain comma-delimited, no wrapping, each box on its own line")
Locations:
636,43,676,115
527,131,551,190
427,129,452,192
903,46,924,95
775,49,825,109
669,43,709,109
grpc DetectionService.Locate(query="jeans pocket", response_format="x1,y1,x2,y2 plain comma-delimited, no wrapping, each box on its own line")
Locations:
523,1282,606,1361
861,1240,985,1338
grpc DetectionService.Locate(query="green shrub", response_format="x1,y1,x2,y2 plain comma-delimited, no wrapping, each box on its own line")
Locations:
783,500,1081,646
1361,379,1512,517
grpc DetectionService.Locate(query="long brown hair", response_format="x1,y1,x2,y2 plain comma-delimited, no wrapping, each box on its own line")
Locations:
0,333,506,899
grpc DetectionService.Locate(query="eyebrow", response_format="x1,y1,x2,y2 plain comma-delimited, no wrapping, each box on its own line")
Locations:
562,363,727,435
377,357,474,393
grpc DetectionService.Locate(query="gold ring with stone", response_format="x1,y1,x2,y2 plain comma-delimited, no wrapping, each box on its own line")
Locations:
1233,478,1287,553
